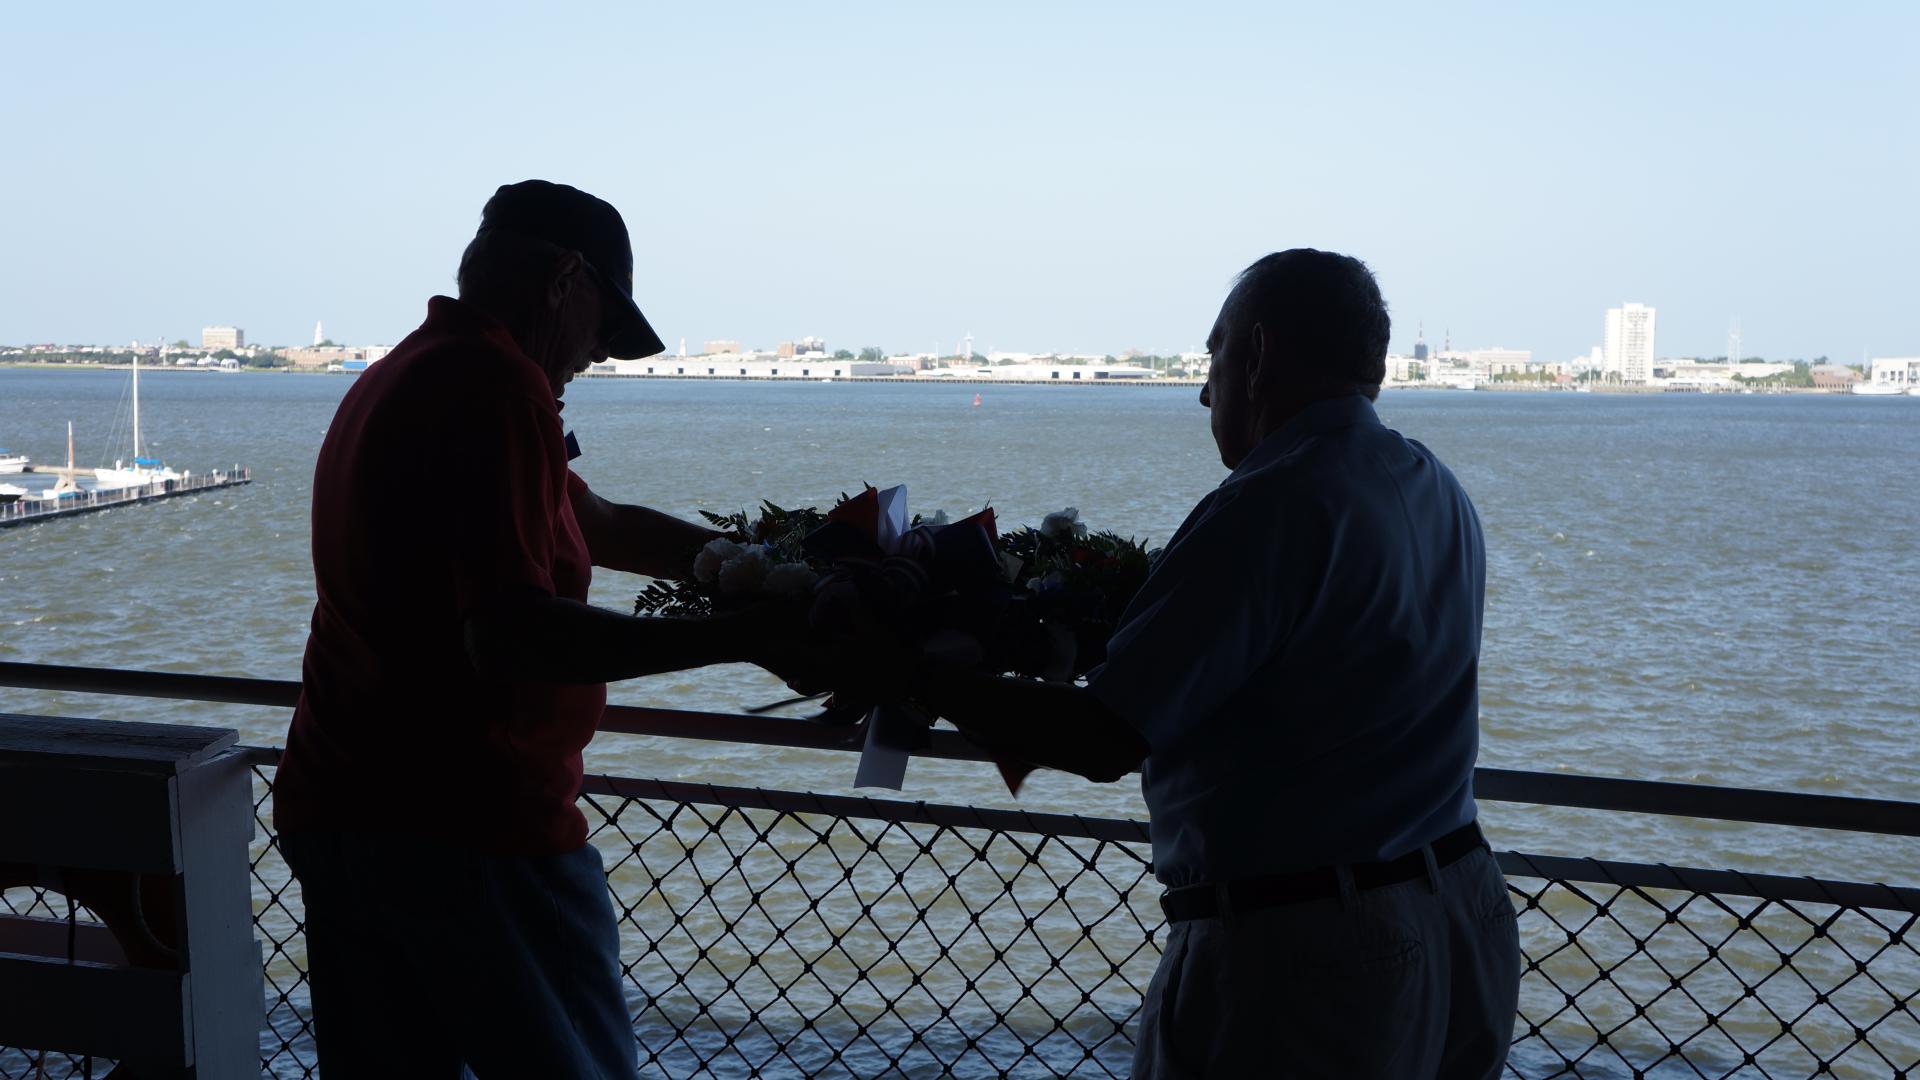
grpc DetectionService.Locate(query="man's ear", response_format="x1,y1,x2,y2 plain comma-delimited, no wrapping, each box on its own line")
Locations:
1246,322,1270,399
546,251,586,310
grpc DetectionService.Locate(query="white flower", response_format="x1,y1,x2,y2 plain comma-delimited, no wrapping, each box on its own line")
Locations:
692,539,745,584
716,545,774,595
1025,570,1065,592
923,509,951,527
1040,507,1086,540
763,562,819,597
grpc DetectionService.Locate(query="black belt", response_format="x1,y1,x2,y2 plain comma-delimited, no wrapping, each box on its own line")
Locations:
1159,821,1488,923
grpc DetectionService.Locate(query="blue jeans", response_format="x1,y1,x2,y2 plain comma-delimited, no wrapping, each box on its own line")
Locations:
1132,846,1521,1079
280,831,640,1079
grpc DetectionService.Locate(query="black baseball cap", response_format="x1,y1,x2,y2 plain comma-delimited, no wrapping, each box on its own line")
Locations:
474,180,665,359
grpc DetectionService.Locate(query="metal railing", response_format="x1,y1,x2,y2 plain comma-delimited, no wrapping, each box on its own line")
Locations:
2,662,1917,1079
0,467,251,528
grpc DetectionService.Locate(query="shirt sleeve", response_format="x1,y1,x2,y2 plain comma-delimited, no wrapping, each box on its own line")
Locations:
438,387,565,615
1087,480,1324,747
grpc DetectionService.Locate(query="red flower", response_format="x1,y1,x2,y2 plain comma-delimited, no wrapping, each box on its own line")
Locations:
826,486,882,545
953,506,998,545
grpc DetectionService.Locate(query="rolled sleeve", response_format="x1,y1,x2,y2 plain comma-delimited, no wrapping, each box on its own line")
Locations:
438,391,566,615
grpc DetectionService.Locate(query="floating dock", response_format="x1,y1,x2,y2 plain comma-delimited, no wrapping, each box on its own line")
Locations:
0,468,251,529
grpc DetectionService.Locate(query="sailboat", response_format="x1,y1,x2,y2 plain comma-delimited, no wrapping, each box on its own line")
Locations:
18,422,85,505
93,351,182,490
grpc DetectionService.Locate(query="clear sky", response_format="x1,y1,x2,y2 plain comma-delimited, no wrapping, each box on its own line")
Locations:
5,2,1915,361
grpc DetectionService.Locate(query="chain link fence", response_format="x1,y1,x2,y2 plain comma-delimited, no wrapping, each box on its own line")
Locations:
5,763,1917,1079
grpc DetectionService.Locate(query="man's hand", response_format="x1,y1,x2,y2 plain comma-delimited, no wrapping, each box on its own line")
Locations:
737,599,922,705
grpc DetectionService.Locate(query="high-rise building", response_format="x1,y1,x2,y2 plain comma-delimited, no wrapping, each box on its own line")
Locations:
1412,323,1428,362
202,326,245,350
1604,303,1657,383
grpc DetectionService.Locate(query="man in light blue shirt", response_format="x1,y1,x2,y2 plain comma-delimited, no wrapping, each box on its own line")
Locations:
919,250,1519,1077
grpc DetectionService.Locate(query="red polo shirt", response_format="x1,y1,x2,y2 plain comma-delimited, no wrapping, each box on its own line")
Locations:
273,296,605,854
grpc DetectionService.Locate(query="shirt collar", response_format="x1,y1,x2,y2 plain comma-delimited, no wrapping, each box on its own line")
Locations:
1231,393,1381,478
422,295,560,412
424,295,524,354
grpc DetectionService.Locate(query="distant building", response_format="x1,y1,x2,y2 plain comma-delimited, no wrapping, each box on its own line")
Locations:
1412,323,1429,362
1466,347,1531,378
776,337,827,358
202,326,245,350
701,340,742,356
1604,303,1657,383
1868,357,1920,388
313,320,325,346
1661,360,1792,383
281,345,362,368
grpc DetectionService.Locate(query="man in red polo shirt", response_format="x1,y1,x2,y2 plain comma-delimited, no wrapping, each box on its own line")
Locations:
275,181,792,1077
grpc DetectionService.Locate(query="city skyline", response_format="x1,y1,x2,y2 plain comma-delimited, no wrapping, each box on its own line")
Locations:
5,4,1917,360
2,297,1882,368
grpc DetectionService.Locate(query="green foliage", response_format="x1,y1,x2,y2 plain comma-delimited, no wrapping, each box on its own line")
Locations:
832,349,854,360
634,499,836,616
633,578,714,617
997,525,1153,626
857,347,886,363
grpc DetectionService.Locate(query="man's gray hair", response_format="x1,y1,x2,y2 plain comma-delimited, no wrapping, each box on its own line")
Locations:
455,228,570,306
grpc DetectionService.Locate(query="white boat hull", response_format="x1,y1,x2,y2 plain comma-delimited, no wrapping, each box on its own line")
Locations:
93,466,182,490
1849,383,1906,396
0,456,28,474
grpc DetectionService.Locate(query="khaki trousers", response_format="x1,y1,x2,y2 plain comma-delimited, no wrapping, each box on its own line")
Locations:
1132,846,1520,1079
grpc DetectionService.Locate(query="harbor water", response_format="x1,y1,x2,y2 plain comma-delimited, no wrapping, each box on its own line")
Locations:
2,367,1917,1075
1,366,1915,874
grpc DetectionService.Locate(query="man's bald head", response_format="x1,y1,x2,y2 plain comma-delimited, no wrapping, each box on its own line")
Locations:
1220,249,1390,402
1200,249,1391,469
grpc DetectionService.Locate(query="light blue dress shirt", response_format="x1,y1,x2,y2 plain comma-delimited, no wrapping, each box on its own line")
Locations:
1089,394,1485,886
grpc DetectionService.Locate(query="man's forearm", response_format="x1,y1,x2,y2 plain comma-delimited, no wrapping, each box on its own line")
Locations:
917,672,1148,783
465,595,764,684
571,483,719,579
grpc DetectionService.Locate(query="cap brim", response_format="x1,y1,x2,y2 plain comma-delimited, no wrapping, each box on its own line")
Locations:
606,293,665,359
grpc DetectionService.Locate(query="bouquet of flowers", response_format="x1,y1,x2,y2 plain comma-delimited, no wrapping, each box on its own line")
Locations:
636,486,1153,792
633,501,835,617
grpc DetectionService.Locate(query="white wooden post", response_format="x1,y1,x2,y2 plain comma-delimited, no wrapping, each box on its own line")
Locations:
0,713,263,1077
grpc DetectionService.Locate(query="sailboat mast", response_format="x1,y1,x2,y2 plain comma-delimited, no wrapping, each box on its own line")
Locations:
132,350,141,462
